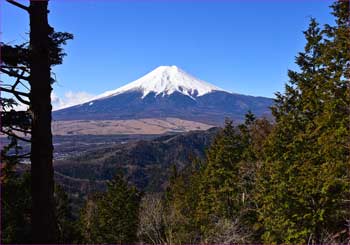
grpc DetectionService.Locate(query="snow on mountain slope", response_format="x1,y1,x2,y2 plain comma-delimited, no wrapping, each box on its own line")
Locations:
94,65,227,100
53,65,273,125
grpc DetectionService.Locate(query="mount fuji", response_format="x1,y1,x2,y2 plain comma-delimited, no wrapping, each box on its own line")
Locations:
53,66,273,125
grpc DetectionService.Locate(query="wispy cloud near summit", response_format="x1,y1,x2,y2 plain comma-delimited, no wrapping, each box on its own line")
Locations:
52,91,95,111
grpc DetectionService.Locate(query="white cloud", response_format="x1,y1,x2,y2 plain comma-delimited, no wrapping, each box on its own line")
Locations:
12,103,29,111
4,91,96,111
51,91,95,110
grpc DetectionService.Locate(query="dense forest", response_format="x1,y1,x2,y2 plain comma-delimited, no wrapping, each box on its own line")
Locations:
1,0,349,244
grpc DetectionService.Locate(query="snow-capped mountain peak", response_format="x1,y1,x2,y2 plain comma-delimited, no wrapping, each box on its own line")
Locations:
53,65,273,123
95,65,225,100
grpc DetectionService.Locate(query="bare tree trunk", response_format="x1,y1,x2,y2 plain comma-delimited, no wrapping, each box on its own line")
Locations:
29,0,56,242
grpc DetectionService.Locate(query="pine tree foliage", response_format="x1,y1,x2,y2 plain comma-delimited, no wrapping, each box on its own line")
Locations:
79,173,141,244
256,1,350,243
197,119,244,225
1,171,79,244
54,185,82,243
162,115,272,244
163,162,203,244
1,172,32,244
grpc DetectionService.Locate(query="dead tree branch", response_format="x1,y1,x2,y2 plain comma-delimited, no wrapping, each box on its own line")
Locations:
1,87,30,105
0,67,30,81
6,0,29,12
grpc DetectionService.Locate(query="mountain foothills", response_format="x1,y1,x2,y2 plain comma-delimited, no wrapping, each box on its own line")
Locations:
54,128,219,194
53,66,273,126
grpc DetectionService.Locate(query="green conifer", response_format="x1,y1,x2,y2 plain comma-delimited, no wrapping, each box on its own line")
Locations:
256,1,350,243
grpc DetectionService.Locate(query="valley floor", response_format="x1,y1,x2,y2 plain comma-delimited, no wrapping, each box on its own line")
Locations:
51,117,214,135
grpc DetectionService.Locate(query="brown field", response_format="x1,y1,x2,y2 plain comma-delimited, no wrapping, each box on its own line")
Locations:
51,117,214,135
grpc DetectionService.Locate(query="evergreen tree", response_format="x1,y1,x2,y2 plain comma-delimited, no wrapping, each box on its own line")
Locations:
79,173,141,244
237,116,273,240
1,171,79,244
1,172,32,244
54,185,82,243
163,162,202,244
196,119,246,240
160,114,272,243
256,1,350,243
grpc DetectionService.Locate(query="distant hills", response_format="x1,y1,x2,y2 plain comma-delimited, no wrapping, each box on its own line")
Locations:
54,128,219,194
53,66,273,130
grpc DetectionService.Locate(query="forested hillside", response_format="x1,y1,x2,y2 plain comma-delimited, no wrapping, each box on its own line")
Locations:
154,2,349,243
54,127,219,193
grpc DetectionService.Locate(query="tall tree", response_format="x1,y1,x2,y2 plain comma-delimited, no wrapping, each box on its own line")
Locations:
256,1,350,243
196,120,244,229
28,1,55,242
1,0,73,242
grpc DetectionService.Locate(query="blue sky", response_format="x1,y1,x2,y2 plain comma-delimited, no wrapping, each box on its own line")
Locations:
1,0,334,108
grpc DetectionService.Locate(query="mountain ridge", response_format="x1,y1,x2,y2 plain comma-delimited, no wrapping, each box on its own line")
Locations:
53,66,273,125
